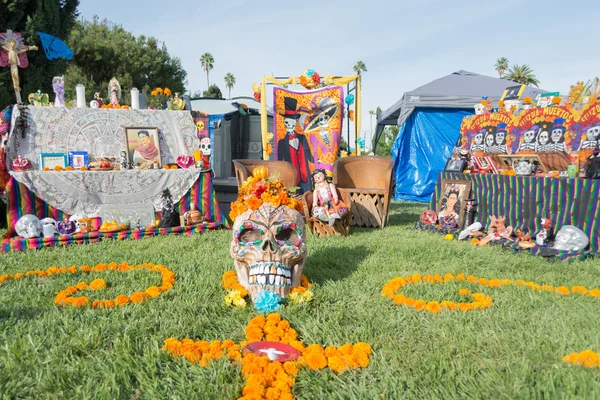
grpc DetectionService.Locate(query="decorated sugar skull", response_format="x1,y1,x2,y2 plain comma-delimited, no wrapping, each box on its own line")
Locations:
199,137,211,156
15,214,42,238
474,103,485,115
69,214,84,232
230,203,307,301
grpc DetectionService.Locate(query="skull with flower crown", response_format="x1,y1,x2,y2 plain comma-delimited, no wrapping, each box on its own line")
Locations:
230,201,307,301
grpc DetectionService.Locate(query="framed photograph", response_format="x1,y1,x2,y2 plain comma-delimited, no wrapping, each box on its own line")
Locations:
497,154,548,173
68,151,89,169
125,127,161,168
500,85,526,101
444,157,466,172
473,155,499,174
38,153,67,170
438,179,472,229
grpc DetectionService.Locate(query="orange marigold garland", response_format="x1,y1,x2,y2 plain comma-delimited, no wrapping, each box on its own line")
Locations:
382,272,600,314
0,262,175,309
162,313,373,400
230,176,303,221
563,350,600,368
223,271,313,308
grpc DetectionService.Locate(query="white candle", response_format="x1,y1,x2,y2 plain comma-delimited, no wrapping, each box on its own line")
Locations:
76,84,86,108
131,87,140,109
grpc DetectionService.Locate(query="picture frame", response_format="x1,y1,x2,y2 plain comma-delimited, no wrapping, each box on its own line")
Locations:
500,85,526,101
497,154,548,173
38,152,67,170
438,179,472,229
535,92,560,108
473,155,499,174
124,127,161,169
444,157,467,172
68,151,89,169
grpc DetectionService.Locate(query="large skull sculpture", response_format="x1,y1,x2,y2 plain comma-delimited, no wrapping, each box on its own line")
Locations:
230,203,307,300
15,214,42,238
553,225,589,251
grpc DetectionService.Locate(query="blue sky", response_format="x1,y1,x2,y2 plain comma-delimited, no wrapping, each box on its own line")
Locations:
79,0,599,144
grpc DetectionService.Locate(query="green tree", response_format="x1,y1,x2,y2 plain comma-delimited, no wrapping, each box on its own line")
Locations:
504,64,540,87
353,61,367,75
339,136,349,152
0,0,79,108
375,125,398,157
494,57,509,77
200,52,214,89
203,84,223,99
224,72,235,99
65,17,187,105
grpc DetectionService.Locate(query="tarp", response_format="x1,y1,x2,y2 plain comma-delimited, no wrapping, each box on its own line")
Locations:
391,108,472,202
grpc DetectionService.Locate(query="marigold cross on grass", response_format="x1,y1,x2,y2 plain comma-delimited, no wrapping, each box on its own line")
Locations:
163,313,372,400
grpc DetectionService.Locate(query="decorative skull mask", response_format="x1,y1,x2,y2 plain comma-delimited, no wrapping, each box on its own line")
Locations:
587,126,600,141
551,128,563,143
495,132,505,145
523,128,536,143
199,137,211,156
538,131,549,145
230,203,307,301
283,117,296,132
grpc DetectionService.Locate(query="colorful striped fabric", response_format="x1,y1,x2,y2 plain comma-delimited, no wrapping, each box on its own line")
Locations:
429,172,600,255
2,172,228,253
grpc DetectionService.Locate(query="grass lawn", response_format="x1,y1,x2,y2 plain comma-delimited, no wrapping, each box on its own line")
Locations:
1,201,600,399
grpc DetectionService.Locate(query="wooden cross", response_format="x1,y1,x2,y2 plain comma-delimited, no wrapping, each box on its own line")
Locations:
163,313,373,399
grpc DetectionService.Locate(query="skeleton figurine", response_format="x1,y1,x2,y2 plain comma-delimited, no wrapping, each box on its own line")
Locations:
230,203,307,301
579,123,600,151
470,129,485,152
158,189,180,228
518,125,539,152
199,137,211,169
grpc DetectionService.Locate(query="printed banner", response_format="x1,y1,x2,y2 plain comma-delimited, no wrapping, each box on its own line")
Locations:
273,86,343,193
456,102,600,165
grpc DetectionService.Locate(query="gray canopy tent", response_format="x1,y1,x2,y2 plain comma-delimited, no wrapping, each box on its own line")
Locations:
375,70,545,202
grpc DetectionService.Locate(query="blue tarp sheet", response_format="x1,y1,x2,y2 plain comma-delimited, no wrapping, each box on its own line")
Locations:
391,108,472,202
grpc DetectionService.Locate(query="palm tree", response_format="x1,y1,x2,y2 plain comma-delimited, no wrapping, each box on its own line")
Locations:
200,53,215,89
494,57,509,77
353,61,367,75
224,73,235,99
504,64,540,87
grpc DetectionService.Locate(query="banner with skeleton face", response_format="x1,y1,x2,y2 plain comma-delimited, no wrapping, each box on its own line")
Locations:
458,112,513,154
273,86,343,193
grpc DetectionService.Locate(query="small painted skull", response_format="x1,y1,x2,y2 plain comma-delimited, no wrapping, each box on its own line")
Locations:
199,137,211,156
230,203,307,300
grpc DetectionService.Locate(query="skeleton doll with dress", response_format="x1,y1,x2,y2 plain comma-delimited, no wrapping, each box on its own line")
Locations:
311,169,348,226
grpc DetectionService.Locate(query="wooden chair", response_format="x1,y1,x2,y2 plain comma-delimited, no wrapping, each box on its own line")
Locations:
232,160,297,189
333,155,394,228
302,188,351,237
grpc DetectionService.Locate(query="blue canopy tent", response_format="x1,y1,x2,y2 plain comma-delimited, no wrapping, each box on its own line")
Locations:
374,70,544,202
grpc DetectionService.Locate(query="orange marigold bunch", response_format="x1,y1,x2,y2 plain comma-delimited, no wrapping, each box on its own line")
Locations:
230,176,303,220
563,350,600,368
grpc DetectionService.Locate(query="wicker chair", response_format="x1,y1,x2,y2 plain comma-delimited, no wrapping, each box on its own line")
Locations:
302,188,351,237
232,160,297,189
333,155,394,228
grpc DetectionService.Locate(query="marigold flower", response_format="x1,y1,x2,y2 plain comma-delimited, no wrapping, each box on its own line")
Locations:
89,278,107,291
556,286,570,295
115,294,130,306
459,288,471,296
130,291,147,304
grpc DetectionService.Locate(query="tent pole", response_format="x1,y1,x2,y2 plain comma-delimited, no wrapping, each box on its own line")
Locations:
347,83,350,154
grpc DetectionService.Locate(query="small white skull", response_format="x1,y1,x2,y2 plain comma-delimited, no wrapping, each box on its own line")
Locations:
551,128,563,143
523,128,536,143
485,134,494,147
587,126,600,141
199,137,211,156
69,214,84,232
538,131,549,145
495,132,505,145
474,104,485,115
230,203,307,301
15,214,42,238
283,117,296,132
